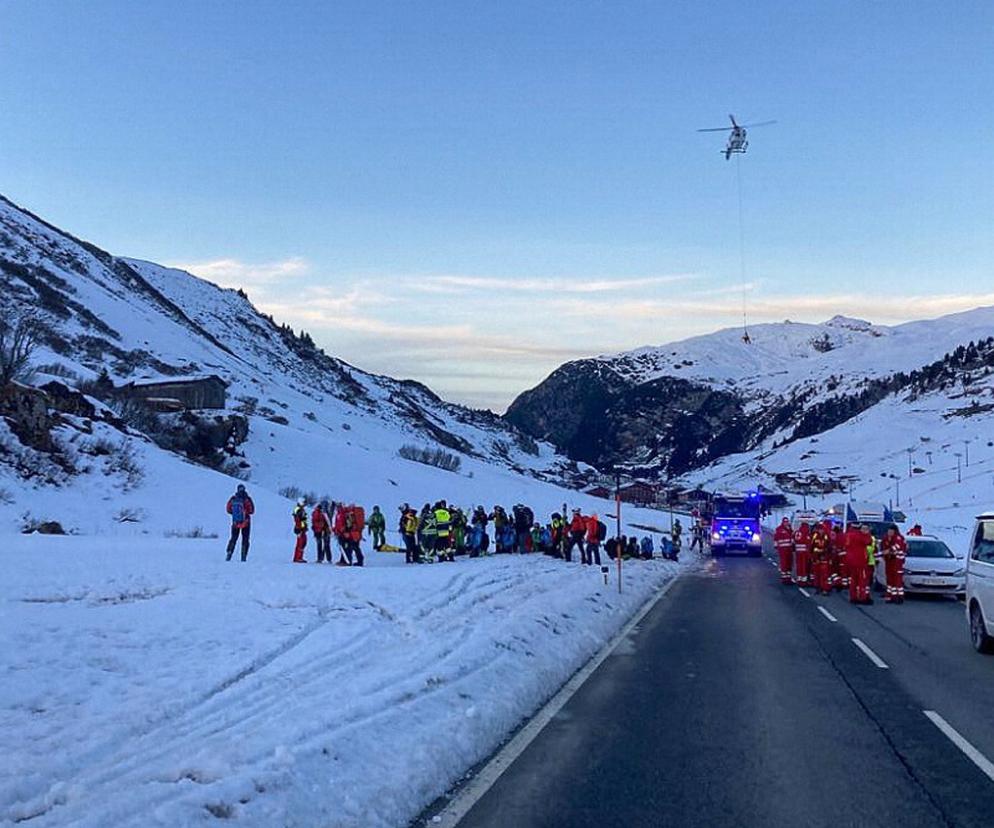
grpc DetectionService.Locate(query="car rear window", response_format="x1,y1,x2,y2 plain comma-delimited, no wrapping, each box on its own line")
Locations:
908,540,953,559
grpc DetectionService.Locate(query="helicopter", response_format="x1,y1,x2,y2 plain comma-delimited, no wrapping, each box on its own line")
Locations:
698,114,776,159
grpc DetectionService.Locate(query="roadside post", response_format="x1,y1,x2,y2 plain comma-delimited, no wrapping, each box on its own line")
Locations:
615,472,622,594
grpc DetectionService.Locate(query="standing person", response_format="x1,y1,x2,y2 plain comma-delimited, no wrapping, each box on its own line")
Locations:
225,484,254,561
689,520,705,554
844,523,875,604
550,512,565,558
418,503,433,551
810,521,832,595
881,525,907,604
566,509,586,563
908,523,923,536
671,519,683,558
774,518,794,585
367,506,386,551
833,524,849,592
292,498,308,563
583,513,603,566
344,505,365,566
399,504,420,564
312,500,333,564
513,505,531,553
434,501,453,562
793,521,812,587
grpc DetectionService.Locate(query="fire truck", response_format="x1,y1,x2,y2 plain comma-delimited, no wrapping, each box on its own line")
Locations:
710,492,763,556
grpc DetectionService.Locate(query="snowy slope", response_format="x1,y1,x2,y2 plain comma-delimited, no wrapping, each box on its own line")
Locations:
508,308,994,481
0,194,586,534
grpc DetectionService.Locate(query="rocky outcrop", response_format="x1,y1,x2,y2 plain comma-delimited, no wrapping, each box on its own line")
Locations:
0,382,53,450
506,361,749,476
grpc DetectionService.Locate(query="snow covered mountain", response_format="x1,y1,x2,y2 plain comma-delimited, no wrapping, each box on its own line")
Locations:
507,310,994,496
0,194,584,534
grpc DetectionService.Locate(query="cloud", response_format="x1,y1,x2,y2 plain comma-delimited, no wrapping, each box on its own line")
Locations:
169,257,309,289
552,291,994,323
417,273,697,294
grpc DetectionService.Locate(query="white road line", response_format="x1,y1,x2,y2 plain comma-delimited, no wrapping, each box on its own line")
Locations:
798,587,811,598
817,606,837,622
433,574,682,827
852,637,889,669
923,710,994,784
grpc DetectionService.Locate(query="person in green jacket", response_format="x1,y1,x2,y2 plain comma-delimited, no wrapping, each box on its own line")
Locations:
367,505,386,550
421,510,438,562
434,501,453,562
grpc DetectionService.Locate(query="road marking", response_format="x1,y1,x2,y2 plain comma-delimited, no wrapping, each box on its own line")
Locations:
433,574,682,826
817,606,837,622
852,637,889,669
798,587,811,598
923,710,994,784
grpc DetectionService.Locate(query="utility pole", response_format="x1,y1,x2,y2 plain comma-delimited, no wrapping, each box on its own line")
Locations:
955,453,963,484
964,439,971,467
615,471,622,594
907,448,914,478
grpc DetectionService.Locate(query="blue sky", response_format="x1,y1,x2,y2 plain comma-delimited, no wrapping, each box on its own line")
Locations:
2,1,993,409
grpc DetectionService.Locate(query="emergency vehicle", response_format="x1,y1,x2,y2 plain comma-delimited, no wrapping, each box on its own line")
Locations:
824,501,895,539
710,492,763,556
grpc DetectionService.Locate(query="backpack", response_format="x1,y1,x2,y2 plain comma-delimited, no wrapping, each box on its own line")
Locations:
231,496,245,526
596,520,608,542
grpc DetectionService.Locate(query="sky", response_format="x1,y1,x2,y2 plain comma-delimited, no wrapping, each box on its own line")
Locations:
2,1,993,410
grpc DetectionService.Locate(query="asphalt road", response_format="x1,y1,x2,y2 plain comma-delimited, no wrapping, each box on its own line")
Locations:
453,554,994,828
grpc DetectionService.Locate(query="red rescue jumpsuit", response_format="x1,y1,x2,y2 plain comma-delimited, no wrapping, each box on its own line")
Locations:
774,520,794,584
881,532,907,603
844,527,873,604
833,527,848,591
793,524,812,586
811,526,832,594
292,504,308,562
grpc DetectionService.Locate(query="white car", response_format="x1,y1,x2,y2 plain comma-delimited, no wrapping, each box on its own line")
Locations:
966,512,994,654
875,535,965,598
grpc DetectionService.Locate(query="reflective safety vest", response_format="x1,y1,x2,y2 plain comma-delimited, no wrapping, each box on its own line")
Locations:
434,509,451,538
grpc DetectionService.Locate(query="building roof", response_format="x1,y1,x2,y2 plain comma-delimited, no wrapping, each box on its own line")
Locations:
129,374,227,389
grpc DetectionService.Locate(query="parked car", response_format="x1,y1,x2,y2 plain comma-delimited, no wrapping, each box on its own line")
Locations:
874,535,964,598
965,511,994,654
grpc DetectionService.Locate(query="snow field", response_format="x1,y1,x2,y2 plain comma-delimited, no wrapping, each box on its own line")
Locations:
0,534,683,827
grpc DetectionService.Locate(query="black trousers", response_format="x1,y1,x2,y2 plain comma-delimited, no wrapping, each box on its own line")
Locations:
315,531,332,562
565,533,585,562
226,524,250,560
343,539,364,566
403,533,420,563
582,541,601,566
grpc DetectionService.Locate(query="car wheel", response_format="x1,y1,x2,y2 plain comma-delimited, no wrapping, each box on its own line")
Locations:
970,603,994,654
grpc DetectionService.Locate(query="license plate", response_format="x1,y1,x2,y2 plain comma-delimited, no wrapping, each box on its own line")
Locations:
915,577,949,586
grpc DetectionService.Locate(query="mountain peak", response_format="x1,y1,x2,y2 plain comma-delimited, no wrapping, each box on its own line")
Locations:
823,314,873,330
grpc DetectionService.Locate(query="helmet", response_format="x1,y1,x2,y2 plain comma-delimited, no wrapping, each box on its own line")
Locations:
237,484,246,493
297,497,306,506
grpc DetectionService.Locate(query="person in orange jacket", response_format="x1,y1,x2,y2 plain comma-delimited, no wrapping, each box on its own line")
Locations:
292,498,308,563
811,522,832,595
844,523,875,604
583,513,603,566
773,518,794,585
312,501,333,564
566,508,586,563
793,522,812,587
880,524,908,604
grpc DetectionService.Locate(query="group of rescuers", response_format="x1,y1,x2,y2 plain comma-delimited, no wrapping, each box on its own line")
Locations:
223,484,684,566
773,516,917,605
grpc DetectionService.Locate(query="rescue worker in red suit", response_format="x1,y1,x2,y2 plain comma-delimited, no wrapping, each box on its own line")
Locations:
565,509,586,563
844,523,875,604
312,500,333,564
793,521,812,586
880,524,908,604
292,498,308,563
774,518,794,584
810,521,832,595
833,524,848,592
908,523,923,536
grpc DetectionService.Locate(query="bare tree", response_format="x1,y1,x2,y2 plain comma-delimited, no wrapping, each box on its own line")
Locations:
0,311,39,385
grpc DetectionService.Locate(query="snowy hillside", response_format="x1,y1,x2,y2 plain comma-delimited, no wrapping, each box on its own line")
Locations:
0,193,588,535
508,310,994,485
